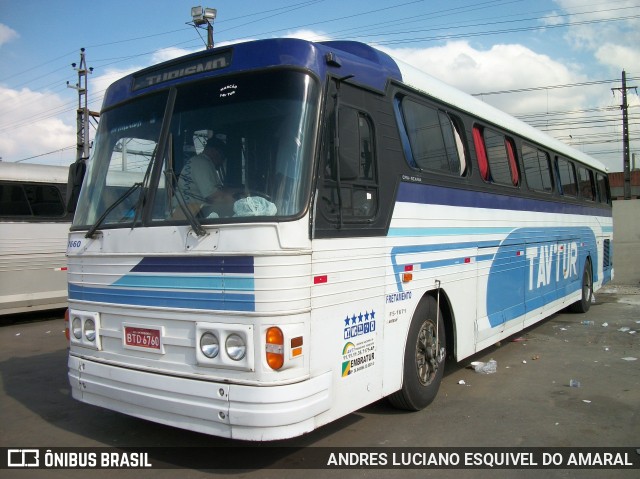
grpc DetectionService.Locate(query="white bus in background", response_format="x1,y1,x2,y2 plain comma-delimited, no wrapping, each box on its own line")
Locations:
0,162,72,315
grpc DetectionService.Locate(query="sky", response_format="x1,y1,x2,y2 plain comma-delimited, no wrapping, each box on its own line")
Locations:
0,0,638,172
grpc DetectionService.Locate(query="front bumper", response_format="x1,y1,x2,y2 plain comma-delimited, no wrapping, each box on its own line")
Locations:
68,355,332,441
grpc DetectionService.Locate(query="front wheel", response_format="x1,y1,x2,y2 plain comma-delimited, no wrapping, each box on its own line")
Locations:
389,296,446,411
570,259,593,313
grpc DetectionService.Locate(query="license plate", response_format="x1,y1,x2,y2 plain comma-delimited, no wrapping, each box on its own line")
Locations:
123,325,163,353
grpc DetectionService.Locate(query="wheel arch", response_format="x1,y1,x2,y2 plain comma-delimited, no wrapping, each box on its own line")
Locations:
422,287,456,361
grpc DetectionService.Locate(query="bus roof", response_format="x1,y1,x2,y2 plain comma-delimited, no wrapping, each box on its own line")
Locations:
0,162,69,184
103,37,607,174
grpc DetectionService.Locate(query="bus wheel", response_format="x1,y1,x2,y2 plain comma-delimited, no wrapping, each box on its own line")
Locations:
389,296,446,411
570,259,593,313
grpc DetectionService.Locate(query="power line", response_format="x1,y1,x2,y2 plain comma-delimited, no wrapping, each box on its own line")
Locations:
375,13,640,46
472,79,627,97
14,146,75,163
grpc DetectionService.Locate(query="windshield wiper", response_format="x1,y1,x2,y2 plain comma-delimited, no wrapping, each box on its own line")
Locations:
85,143,156,239
164,134,207,237
85,181,143,239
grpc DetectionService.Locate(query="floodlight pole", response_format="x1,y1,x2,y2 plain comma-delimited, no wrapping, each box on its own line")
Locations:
190,6,216,50
207,21,214,49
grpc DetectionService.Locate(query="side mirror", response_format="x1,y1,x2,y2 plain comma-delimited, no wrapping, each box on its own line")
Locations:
66,161,86,213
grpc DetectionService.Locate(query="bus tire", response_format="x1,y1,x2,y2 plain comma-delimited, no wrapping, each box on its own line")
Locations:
388,296,446,411
570,259,593,313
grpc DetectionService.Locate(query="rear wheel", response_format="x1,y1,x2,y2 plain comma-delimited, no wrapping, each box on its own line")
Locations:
570,259,593,313
389,296,446,411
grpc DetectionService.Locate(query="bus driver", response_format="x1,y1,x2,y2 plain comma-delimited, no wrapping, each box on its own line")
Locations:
176,136,234,218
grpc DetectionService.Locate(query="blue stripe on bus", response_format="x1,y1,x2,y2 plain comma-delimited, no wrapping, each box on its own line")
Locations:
113,274,255,292
390,226,601,328
396,182,613,217
388,227,514,237
68,284,255,312
131,256,254,274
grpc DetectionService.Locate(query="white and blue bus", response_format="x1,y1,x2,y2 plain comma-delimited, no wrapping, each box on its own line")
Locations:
66,38,613,440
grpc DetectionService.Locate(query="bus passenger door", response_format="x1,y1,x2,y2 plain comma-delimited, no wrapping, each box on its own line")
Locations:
477,241,526,346
525,239,566,319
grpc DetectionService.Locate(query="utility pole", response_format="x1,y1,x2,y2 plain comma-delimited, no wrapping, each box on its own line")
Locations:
65,48,100,212
67,48,99,163
612,70,637,200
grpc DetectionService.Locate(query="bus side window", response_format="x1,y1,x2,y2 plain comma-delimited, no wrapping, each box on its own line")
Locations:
522,144,552,193
0,183,31,216
474,126,519,186
399,98,465,176
473,125,489,181
596,173,610,204
24,184,66,216
555,157,577,197
0,183,65,218
577,165,595,201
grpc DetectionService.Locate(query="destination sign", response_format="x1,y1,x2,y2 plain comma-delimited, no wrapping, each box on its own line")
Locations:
132,50,232,91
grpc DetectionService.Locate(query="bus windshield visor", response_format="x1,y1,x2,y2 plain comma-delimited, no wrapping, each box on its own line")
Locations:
73,70,318,228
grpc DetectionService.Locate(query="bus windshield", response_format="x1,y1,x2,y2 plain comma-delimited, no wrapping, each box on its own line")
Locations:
73,70,319,229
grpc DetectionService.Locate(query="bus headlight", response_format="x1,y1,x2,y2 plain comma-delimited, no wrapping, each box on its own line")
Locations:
195,322,254,371
72,317,82,340
68,310,102,350
84,318,96,342
225,334,246,361
200,332,220,358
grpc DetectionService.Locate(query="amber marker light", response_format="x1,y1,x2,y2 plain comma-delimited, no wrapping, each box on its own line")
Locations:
265,327,284,370
402,264,413,283
291,336,303,358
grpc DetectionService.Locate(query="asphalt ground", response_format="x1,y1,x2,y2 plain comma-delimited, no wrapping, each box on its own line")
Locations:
0,284,638,478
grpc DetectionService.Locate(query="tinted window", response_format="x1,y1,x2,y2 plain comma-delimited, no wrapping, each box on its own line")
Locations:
322,106,378,220
522,144,552,192
475,127,519,186
0,183,65,217
401,99,465,175
556,158,577,197
596,173,610,204
577,166,595,201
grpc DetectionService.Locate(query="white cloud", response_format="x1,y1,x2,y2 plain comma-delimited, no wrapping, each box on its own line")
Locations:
151,47,197,64
381,41,588,114
284,29,331,42
0,24,19,47
595,43,640,72
554,0,640,72
0,86,75,163
541,11,565,27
